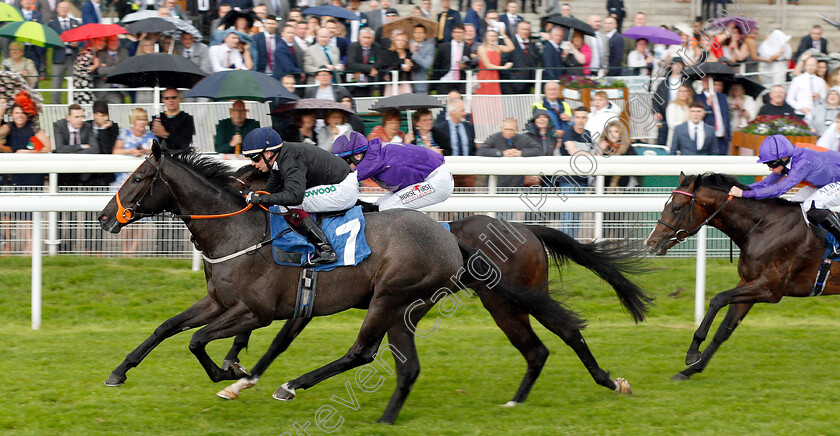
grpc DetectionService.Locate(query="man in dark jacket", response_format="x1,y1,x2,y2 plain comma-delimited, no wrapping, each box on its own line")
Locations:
501,21,538,94
794,25,829,61
652,57,688,146
152,88,196,150
243,128,359,266
345,28,381,97
477,117,542,187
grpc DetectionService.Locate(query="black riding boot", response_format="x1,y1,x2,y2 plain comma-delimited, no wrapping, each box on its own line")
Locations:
807,206,840,254
293,215,337,267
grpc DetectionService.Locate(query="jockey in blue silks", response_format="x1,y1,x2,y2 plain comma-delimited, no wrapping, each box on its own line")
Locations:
729,134,840,250
331,131,454,211
242,128,359,266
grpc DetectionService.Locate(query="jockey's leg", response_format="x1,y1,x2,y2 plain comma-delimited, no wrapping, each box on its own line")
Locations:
286,210,338,267
803,182,840,254
376,165,455,211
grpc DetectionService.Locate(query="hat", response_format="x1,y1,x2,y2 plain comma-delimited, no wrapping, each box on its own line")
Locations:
242,127,283,156
315,65,331,74
531,108,550,119
385,8,399,16
673,23,693,36
332,131,369,157
671,56,685,64
756,135,794,164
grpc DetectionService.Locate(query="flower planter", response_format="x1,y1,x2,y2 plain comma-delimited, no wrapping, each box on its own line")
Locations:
731,131,818,156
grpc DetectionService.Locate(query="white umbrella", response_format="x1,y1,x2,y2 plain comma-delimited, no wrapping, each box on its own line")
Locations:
120,10,159,24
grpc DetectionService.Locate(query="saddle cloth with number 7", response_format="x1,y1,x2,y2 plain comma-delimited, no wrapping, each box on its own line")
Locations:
269,205,371,272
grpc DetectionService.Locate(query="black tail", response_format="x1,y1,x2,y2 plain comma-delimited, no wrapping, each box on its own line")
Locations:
526,225,654,323
457,241,585,331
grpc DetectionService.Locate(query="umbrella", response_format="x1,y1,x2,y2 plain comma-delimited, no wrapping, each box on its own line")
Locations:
160,16,202,39
120,10,159,24
711,16,757,35
0,3,22,22
544,15,594,37
219,9,257,29
723,75,765,98
184,70,299,102
0,71,42,117
302,5,361,21
270,98,354,117
104,53,206,88
60,23,127,42
382,16,437,39
0,21,63,48
622,26,681,45
683,61,735,79
124,17,178,34
369,94,444,112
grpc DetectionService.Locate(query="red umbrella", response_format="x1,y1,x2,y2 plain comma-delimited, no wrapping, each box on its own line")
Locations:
60,23,127,42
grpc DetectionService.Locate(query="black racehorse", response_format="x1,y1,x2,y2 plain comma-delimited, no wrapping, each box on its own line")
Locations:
646,172,839,380
211,167,654,423
97,145,652,424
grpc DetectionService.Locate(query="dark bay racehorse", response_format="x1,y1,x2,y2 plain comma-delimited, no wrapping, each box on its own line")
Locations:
98,145,652,424
646,172,839,380
212,168,654,422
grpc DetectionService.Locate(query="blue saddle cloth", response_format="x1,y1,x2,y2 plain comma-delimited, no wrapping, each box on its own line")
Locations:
270,206,371,271
823,231,840,261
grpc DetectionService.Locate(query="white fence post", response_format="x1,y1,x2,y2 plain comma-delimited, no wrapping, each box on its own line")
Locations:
594,175,605,241
695,226,707,327
47,173,58,256
31,211,42,330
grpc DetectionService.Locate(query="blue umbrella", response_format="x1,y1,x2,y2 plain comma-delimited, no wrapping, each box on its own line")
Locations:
183,70,299,102
622,26,682,45
303,5,361,21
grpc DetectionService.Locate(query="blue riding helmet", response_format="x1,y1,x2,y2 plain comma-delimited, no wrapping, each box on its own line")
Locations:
331,131,369,157
756,134,794,165
242,127,284,158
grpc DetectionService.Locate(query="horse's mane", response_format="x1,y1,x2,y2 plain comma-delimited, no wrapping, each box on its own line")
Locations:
167,148,243,198
681,172,794,207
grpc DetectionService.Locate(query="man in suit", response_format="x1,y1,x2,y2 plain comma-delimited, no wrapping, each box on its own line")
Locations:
652,57,687,146
542,25,565,81
81,0,102,24
54,104,100,186
478,117,543,187
437,0,463,43
345,0,368,43
606,0,625,33
604,16,624,76
585,14,607,77
345,27,380,97
464,0,483,33
93,36,129,103
210,3,233,34
47,1,78,104
433,99,476,156
273,23,303,81
498,1,522,39
671,101,716,155
257,0,289,22
19,0,45,78
694,76,730,155
794,25,829,61
303,67,352,101
304,28,342,84
368,0,393,31
177,32,212,74
431,24,467,94
410,25,435,94
324,19,349,59
254,15,280,74
501,20,537,94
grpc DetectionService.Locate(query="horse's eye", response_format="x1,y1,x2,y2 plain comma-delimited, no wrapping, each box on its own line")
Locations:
133,177,142,183
673,205,682,212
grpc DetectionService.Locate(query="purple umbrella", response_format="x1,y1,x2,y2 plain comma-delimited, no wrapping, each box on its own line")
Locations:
711,16,757,35
622,26,682,45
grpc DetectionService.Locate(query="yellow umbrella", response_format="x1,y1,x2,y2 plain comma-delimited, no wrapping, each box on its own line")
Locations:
0,3,23,22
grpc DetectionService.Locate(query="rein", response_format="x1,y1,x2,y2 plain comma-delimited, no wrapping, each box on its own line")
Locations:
657,189,734,243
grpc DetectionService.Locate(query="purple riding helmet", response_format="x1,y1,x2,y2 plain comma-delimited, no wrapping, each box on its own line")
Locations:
756,135,794,167
331,131,369,165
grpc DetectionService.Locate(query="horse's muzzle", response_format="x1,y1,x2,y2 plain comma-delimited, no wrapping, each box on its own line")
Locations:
98,212,123,234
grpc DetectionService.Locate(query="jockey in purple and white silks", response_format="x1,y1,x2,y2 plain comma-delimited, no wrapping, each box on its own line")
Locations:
729,134,840,249
331,131,454,211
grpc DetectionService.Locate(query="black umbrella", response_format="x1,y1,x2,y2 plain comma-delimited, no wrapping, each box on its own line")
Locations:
369,94,444,112
544,15,595,37
184,70,299,102
104,53,206,88
683,61,735,79
271,98,354,117
220,10,257,30
124,17,178,34
723,75,765,98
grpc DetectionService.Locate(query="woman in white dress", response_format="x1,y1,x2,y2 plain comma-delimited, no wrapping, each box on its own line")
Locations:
665,83,694,150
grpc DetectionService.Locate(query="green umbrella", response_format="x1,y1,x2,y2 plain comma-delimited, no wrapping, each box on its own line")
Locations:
0,4,23,22
0,21,63,48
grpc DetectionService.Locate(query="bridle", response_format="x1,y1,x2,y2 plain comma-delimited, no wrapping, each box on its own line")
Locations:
657,188,734,243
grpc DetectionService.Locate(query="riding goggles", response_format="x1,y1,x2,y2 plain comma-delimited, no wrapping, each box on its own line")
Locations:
765,159,786,169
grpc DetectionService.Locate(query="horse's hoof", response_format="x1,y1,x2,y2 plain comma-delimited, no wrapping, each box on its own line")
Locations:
671,373,690,381
500,401,519,407
376,418,395,425
230,362,251,378
614,377,632,395
221,359,237,371
105,372,126,386
685,351,701,366
272,383,296,401
217,387,238,400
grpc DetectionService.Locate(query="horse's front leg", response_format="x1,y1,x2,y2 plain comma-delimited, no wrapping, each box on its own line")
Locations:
106,295,223,386
221,331,252,371
674,302,753,380
685,280,776,366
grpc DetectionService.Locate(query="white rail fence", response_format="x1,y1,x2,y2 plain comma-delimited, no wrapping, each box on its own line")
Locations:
1,155,772,329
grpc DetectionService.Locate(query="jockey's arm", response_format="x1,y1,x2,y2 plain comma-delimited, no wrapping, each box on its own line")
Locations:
742,163,811,200
260,157,308,206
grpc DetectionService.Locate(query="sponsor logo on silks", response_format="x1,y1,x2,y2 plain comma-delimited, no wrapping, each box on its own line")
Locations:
398,182,436,204
304,185,338,197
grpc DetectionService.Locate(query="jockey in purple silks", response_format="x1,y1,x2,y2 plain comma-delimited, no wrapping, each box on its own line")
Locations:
331,131,455,211
729,134,840,250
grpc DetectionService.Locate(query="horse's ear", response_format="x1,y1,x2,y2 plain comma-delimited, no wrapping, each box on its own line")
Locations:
678,171,685,184
151,140,162,161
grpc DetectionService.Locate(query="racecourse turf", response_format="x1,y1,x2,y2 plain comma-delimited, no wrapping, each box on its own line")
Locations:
2,256,840,435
